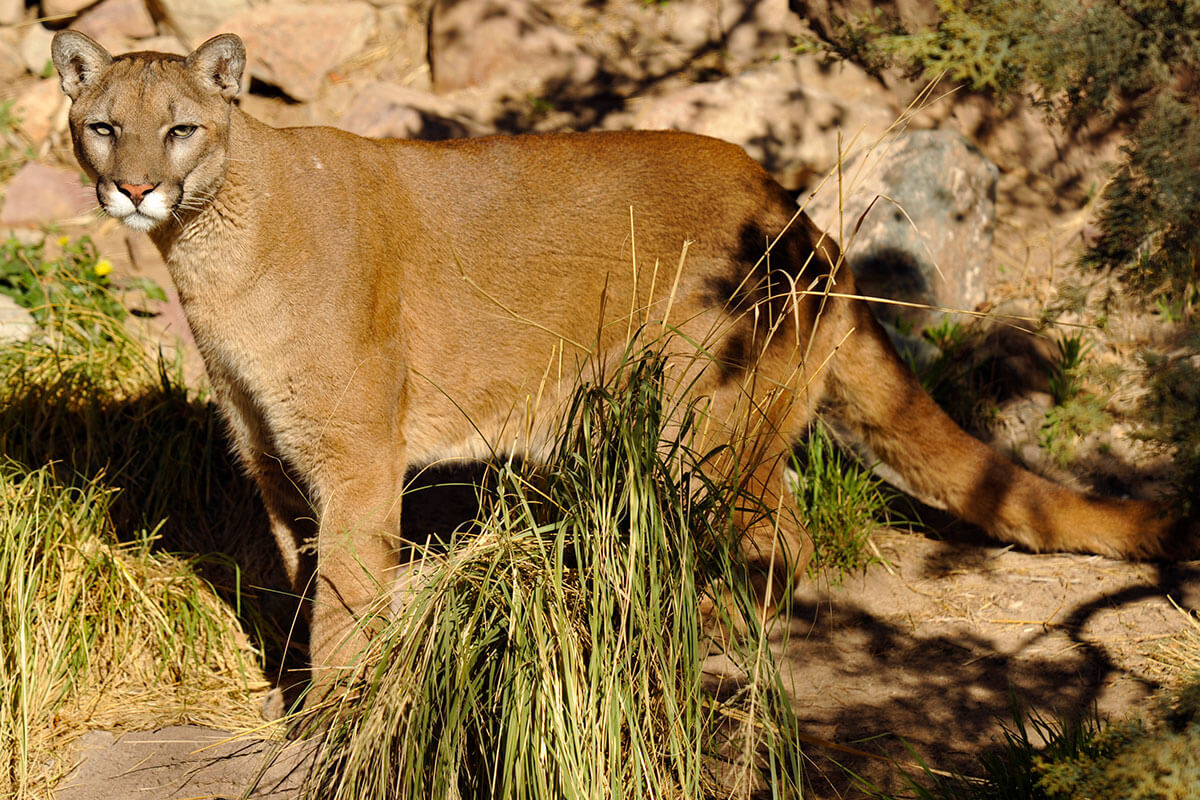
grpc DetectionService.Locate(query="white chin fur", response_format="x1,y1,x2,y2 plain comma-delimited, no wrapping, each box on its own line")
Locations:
121,212,162,232
102,186,169,231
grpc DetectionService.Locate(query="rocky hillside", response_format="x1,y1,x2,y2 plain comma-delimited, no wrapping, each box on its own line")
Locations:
1,0,1185,503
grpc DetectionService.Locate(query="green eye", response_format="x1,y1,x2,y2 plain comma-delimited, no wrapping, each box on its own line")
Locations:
168,125,197,139
88,122,113,136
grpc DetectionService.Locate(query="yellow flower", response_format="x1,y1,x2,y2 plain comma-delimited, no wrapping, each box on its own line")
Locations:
56,235,69,247
94,258,113,277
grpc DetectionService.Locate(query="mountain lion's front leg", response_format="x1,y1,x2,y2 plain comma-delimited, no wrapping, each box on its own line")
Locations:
306,457,406,707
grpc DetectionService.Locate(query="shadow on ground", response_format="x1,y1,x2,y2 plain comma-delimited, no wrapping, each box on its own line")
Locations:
782,533,1200,798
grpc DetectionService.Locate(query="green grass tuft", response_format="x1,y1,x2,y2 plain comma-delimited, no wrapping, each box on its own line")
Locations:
792,421,893,582
1038,333,1111,469
294,343,807,799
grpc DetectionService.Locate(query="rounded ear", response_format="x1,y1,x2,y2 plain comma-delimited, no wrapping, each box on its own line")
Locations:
185,33,246,101
51,31,113,101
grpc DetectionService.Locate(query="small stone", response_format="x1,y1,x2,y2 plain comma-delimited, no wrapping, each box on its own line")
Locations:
0,293,36,344
19,23,55,76
12,78,67,147
0,162,95,227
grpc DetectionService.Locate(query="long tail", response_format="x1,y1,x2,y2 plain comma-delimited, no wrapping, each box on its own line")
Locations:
826,300,1184,560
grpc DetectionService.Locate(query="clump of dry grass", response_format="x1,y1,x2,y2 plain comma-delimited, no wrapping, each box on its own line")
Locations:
293,344,807,800
0,463,268,798
1150,599,1200,684
0,235,269,799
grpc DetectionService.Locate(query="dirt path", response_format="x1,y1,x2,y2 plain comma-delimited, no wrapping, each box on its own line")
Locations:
55,727,310,800
784,530,1200,798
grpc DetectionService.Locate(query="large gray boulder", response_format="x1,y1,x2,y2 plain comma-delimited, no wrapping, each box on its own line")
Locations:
807,130,998,332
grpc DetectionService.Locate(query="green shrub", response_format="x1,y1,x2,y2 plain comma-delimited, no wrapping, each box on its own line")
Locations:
0,235,164,330
1033,678,1200,799
798,0,1200,305
1134,351,1200,514
792,421,893,581
1037,333,1112,468
886,680,1200,800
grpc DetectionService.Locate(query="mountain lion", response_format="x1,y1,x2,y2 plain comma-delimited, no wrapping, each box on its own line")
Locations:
52,31,1187,700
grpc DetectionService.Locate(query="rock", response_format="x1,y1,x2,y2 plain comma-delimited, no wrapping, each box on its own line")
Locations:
12,78,67,148
591,1,765,84
216,2,376,101
713,0,809,72
0,162,95,227
368,3,431,90
0,39,26,84
55,726,312,800
0,0,25,26
428,0,598,95
151,0,250,47
70,0,158,52
806,130,998,331
41,0,98,15
631,55,897,190
0,294,36,344
338,82,481,141
19,22,55,76
653,2,715,52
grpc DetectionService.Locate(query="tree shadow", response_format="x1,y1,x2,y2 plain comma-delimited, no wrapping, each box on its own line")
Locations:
777,546,1200,798
425,0,785,140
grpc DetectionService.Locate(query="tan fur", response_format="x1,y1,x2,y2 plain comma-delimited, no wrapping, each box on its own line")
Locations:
53,32,1184,696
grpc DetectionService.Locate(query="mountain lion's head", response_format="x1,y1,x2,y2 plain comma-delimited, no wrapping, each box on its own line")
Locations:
51,31,245,233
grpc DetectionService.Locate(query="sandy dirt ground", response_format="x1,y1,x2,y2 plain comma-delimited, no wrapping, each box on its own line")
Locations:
787,531,1200,797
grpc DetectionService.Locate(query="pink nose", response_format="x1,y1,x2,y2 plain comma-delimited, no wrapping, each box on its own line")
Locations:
118,182,155,205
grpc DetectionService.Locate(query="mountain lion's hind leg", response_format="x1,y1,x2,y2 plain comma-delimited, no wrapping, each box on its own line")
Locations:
731,450,811,607
692,367,817,613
